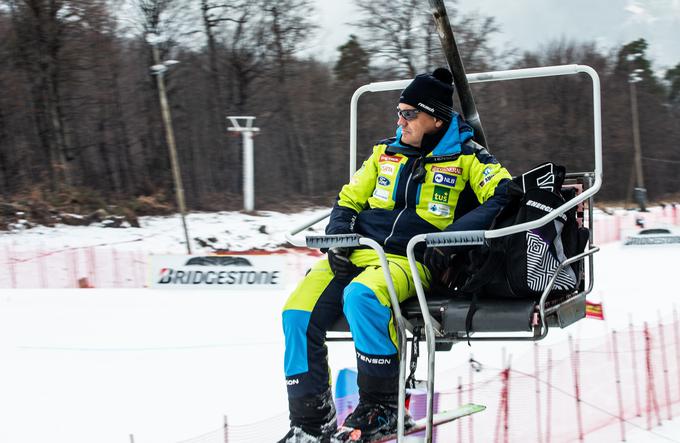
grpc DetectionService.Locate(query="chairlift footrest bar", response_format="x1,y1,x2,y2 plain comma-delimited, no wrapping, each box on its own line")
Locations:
306,234,362,249
425,230,486,247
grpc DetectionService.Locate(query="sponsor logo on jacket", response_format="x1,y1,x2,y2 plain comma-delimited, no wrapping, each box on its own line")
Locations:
379,154,401,163
431,166,463,175
373,188,390,201
432,185,450,203
478,174,495,188
380,164,396,175
428,203,451,217
377,176,391,187
433,172,457,187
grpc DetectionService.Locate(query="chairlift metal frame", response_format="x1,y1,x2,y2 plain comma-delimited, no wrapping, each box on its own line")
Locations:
285,64,603,442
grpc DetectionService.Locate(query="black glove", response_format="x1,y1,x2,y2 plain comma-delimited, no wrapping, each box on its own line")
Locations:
327,247,361,281
424,247,455,280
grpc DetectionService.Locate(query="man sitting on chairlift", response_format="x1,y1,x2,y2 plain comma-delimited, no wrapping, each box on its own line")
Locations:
279,68,512,442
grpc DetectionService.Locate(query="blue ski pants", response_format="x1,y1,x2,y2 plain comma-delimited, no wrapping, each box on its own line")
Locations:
281,249,430,399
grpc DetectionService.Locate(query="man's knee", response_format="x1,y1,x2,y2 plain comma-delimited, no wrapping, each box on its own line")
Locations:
343,282,390,311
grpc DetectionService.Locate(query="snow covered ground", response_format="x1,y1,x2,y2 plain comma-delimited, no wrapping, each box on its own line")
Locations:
1,209,680,442
0,208,333,254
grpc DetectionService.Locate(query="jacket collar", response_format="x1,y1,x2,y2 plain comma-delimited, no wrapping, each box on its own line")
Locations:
387,112,473,156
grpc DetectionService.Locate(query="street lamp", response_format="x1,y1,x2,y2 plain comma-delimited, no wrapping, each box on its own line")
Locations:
627,53,647,211
147,34,192,253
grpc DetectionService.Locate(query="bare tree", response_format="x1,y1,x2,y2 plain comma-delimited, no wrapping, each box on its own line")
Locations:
260,0,318,194
6,0,77,189
350,0,500,76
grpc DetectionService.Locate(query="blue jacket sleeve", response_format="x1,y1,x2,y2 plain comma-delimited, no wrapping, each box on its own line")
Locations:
445,179,511,232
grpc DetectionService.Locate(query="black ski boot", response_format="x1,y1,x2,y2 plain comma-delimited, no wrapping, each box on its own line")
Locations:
278,389,337,443
333,398,415,442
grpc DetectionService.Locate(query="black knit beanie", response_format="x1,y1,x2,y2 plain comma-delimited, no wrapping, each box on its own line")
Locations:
399,67,454,122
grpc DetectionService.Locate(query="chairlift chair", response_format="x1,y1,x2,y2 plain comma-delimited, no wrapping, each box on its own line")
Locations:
286,64,603,442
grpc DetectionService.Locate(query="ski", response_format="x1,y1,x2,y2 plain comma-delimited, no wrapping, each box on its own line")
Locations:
333,403,485,442
427,0,488,149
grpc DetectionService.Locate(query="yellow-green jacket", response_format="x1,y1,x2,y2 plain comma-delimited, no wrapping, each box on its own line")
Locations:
327,113,512,260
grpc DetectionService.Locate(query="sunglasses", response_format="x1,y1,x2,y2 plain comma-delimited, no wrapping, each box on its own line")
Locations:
397,108,420,121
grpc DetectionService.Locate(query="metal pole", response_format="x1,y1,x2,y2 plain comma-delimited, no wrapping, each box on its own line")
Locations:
243,131,255,212
427,0,487,148
152,45,191,254
628,79,646,211
629,80,645,191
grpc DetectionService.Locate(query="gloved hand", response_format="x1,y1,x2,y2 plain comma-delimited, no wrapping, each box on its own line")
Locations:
327,247,361,281
424,247,454,280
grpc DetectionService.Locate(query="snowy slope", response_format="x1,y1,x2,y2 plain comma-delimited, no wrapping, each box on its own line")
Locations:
0,208,332,253
1,209,679,443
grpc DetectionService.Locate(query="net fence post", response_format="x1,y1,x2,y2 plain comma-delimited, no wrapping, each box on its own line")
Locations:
629,317,642,417
546,348,553,443
457,376,463,443
674,306,680,403
223,415,228,443
534,343,543,443
469,352,475,443
569,335,584,442
644,322,661,429
611,330,626,441
5,244,17,288
657,313,672,420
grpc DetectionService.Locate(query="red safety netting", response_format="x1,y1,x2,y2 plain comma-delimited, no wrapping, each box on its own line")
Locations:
177,316,680,443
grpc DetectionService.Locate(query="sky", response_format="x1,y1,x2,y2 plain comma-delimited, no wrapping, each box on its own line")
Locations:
311,0,680,73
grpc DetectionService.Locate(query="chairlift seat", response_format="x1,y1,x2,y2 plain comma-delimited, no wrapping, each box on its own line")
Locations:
329,289,586,340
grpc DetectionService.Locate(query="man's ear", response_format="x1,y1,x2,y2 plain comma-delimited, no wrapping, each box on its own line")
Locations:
435,119,443,128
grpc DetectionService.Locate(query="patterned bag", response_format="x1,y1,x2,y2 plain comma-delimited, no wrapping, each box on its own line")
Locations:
461,163,589,300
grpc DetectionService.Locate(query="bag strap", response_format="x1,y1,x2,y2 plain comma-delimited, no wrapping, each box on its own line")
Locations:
464,293,478,345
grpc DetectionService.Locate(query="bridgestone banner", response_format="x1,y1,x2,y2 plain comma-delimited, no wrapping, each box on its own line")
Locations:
149,255,286,290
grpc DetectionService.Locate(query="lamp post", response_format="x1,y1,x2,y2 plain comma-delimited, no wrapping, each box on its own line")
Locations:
148,36,192,253
627,53,647,211
227,116,259,212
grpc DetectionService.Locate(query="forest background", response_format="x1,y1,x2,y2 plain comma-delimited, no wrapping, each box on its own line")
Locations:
1,0,679,224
